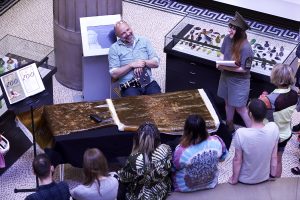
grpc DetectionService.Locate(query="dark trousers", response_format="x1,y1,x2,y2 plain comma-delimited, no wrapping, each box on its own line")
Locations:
121,81,161,97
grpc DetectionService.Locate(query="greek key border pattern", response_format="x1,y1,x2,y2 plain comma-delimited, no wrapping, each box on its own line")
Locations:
124,0,299,43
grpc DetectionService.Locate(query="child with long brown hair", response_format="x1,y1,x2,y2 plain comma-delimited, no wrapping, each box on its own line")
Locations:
172,115,227,192
71,148,118,200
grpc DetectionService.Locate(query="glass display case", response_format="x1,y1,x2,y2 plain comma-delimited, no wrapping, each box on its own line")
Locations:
165,14,299,77
0,34,55,116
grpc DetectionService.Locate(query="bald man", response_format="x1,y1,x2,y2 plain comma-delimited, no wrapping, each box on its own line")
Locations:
108,20,161,97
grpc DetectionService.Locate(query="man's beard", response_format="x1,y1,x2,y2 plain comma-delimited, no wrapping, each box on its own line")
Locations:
122,35,134,45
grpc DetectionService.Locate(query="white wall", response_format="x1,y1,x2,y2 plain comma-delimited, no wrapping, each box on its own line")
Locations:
214,0,300,21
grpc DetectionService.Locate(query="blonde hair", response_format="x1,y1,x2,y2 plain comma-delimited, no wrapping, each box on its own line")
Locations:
270,64,295,87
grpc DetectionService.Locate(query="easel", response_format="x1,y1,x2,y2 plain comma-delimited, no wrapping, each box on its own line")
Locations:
14,103,39,193
0,58,49,193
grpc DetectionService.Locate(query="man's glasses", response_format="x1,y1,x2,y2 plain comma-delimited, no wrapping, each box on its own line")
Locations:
228,24,237,30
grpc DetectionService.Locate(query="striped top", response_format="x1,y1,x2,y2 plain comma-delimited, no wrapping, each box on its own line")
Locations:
118,144,172,200
266,87,298,142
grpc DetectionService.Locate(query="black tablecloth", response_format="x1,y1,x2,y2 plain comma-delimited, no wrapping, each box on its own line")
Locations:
46,123,230,168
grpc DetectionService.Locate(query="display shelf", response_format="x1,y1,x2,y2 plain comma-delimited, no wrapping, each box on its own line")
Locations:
165,14,299,77
164,14,299,124
0,35,56,116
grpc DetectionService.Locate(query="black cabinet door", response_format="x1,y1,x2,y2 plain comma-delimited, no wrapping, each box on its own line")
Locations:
166,54,221,96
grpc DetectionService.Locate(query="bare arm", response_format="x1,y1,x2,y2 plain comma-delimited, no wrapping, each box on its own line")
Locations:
270,140,278,178
229,148,243,184
145,58,159,68
134,58,159,77
217,64,247,73
110,60,146,79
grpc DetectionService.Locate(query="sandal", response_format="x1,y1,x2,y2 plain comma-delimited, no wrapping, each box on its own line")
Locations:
291,167,300,175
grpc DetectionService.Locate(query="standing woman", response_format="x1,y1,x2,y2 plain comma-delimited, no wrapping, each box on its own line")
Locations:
118,122,172,200
217,11,254,132
71,148,119,200
260,64,298,177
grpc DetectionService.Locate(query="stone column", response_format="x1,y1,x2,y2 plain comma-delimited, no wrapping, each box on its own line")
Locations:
53,0,122,90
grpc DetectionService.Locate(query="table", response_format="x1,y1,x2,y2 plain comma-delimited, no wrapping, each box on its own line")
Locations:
40,90,231,168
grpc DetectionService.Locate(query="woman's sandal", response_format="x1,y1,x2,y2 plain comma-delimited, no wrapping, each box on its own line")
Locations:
291,167,300,175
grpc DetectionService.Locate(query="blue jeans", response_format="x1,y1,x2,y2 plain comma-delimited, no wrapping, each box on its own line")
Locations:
121,81,161,97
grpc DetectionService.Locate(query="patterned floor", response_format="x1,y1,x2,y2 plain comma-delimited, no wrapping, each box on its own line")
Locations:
124,0,299,43
0,0,300,199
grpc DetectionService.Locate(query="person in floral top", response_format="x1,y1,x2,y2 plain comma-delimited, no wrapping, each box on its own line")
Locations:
118,122,172,200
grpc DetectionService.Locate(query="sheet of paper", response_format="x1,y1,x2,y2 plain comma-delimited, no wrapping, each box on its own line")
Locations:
18,63,45,97
216,60,237,67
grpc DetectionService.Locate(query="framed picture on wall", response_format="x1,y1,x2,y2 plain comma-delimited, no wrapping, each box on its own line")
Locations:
80,14,121,57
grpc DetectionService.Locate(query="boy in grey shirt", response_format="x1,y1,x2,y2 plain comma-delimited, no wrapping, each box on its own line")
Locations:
229,99,279,184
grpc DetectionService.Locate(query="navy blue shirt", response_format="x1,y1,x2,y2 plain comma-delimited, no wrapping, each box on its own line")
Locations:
25,182,70,200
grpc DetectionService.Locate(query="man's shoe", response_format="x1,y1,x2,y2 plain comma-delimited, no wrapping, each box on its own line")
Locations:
292,123,300,133
291,167,300,175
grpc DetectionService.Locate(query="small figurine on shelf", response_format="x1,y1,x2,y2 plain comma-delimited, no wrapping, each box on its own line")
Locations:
7,57,14,64
0,58,4,66
6,64,13,71
215,35,221,44
196,36,202,42
0,58,4,74
250,39,256,45
21,60,27,65
6,57,15,70
264,41,270,48
279,51,284,57
280,46,284,52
